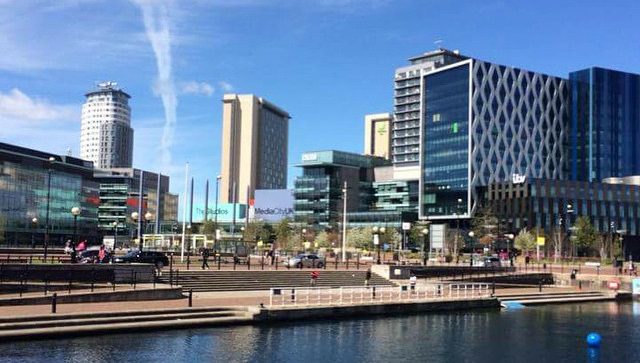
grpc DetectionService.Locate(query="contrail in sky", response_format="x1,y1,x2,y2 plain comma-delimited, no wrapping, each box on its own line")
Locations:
132,0,177,171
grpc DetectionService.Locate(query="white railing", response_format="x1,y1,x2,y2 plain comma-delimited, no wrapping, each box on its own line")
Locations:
269,283,491,307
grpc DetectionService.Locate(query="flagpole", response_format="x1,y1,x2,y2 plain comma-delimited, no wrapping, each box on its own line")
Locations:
181,162,189,262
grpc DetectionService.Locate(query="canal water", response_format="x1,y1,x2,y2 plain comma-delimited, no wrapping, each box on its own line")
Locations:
1,302,639,362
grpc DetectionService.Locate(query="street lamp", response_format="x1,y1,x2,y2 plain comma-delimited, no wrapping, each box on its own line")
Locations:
468,231,475,267
31,217,38,249
214,175,221,249
421,227,429,266
112,221,119,250
44,156,55,260
71,207,81,247
504,233,515,266
302,228,307,252
372,226,385,265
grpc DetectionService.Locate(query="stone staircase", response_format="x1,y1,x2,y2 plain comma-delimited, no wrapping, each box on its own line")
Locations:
497,290,613,306
159,270,394,292
0,306,255,340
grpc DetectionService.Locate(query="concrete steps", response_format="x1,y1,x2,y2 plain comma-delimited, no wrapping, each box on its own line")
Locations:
498,290,613,306
0,306,256,340
159,270,394,292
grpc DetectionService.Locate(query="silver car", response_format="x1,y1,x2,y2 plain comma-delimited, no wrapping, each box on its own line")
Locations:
285,254,324,268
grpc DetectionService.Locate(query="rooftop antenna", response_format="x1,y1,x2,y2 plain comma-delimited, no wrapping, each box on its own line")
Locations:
434,39,444,50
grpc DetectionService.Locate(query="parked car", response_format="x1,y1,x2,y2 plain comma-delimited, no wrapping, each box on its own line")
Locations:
78,246,113,264
483,256,501,268
285,254,324,268
113,250,169,268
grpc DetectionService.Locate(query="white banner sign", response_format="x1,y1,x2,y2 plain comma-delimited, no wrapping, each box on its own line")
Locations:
430,224,446,249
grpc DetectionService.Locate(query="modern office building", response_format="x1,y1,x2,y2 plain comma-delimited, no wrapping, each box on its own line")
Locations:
569,68,640,182
419,53,570,221
364,113,392,160
393,48,468,168
94,168,178,239
80,82,134,169
220,94,290,204
0,143,100,246
293,150,390,227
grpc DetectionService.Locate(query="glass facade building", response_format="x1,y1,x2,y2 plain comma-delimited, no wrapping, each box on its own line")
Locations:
293,151,390,227
570,67,640,182
0,143,100,246
420,58,569,220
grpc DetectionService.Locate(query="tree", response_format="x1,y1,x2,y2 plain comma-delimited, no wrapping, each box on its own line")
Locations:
274,218,292,250
382,227,401,248
514,228,536,255
573,216,597,256
347,227,373,250
314,231,332,248
201,219,217,236
471,205,498,239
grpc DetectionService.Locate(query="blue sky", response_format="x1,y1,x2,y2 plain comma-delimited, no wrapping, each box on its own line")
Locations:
1,0,639,209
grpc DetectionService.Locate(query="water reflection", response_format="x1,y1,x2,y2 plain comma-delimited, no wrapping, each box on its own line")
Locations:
0,303,639,363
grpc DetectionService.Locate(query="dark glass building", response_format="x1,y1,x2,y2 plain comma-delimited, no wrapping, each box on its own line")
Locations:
570,67,640,182
0,143,100,246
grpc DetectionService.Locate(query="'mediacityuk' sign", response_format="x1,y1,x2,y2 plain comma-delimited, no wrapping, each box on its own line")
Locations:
253,189,294,222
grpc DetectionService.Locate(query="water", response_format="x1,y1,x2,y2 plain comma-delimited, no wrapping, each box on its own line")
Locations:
1,302,639,362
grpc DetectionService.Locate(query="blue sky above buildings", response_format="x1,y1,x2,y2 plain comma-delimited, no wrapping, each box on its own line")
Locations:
1,0,639,209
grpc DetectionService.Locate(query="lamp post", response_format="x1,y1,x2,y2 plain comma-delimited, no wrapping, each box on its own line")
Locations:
468,231,475,266
112,221,119,251
421,227,429,266
373,226,385,265
71,207,81,247
341,181,348,261
31,217,38,249
566,203,575,258
505,233,515,266
44,156,55,260
302,228,307,252
143,211,153,251
186,224,192,267
131,212,139,249
214,175,221,249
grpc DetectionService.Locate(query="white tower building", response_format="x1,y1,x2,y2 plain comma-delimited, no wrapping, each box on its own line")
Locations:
80,82,134,169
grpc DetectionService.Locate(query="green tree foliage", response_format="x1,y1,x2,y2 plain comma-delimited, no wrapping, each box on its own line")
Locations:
471,205,498,239
314,231,332,248
514,228,536,254
274,218,292,249
347,227,374,250
201,219,217,236
574,216,597,255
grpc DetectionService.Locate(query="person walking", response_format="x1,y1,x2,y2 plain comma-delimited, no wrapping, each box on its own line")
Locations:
201,247,210,270
310,270,319,287
409,272,417,293
98,245,106,264
365,268,372,286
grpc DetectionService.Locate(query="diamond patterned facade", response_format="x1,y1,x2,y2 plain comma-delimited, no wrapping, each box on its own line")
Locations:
421,59,570,219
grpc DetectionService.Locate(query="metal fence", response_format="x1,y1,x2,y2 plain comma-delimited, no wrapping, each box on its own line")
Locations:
269,283,491,307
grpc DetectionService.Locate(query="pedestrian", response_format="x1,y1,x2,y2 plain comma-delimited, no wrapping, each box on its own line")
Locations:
77,240,86,252
310,270,319,287
201,247,210,270
98,245,106,264
365,268,372,286
409,272,417,292
525,255,530,266
70,241,77,264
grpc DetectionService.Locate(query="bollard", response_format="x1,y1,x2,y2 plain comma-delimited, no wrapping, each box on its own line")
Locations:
275,257,278,270
324,257,327,270
492,281,496,295
357,255,360,270
51,293,57,313
133,271,137,290
217,254,221,270
538,280,542,292
261,255,264,270
579,281,582,290
248,257,251,270
372,286,376,299
335,258,338,270
187,254,191,271
233,257,237,270
346,257,349,270
188,288,193,307
291,288,295,302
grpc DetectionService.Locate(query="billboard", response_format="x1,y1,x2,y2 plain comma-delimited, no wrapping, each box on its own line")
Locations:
253,189,294,223
192,203,246,223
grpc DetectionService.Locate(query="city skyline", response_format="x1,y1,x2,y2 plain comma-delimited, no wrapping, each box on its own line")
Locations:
1,0,639,208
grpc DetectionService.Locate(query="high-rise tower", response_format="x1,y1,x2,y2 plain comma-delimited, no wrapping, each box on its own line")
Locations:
219,94,290,204
80,82,133,169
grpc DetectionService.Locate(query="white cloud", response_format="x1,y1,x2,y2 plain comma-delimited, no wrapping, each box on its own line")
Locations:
0,88,78,122
180,81,215,96
217,81,234,92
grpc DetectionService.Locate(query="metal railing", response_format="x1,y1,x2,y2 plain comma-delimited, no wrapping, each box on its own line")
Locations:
269,283,491,307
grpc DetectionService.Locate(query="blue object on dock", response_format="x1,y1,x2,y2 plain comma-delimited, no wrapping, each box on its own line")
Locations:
501,301,525,309
586,332,601,348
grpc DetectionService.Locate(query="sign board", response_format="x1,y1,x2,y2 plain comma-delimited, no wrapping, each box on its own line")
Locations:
373,234,379,246
430,224,446,249
633,278,640,295
512,173,526,184
302,153,317,161
193,203,246,223
585,262,601,267
402,222,411,231
253,189,295,223
536,236,545,246
394,269,402,276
